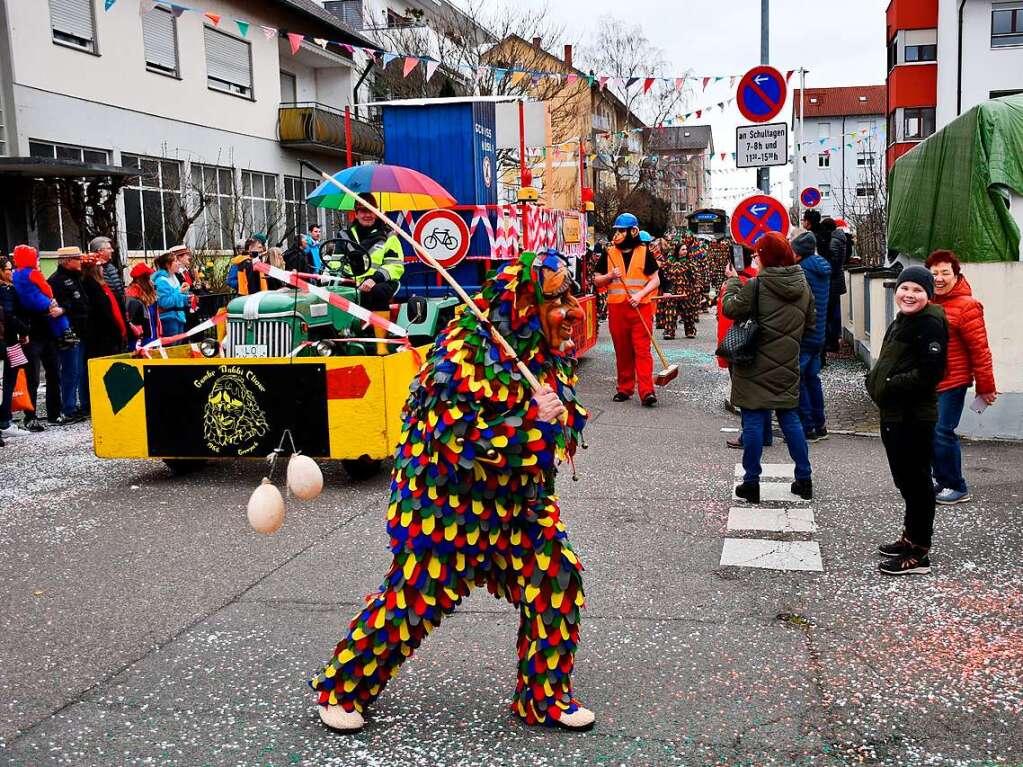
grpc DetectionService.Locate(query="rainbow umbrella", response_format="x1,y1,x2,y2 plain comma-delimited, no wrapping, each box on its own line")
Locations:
306,164,456,212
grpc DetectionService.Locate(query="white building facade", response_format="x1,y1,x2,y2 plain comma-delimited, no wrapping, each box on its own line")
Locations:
791,86,886,220
0,0,379,256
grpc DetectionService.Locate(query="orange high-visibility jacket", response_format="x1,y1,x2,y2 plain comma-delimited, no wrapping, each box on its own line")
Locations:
605,245,652,305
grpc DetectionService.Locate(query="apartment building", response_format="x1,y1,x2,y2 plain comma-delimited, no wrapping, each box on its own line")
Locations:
886,0,1023,167
0,0,380,256
791,86,886,219
643,126,713,228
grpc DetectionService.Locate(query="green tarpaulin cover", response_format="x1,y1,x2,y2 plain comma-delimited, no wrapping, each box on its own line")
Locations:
887,95,1023,263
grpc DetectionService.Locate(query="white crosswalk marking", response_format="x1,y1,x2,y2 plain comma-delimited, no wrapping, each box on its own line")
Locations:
732,482,810,503
727,507,816,533
720,539,824,572
734,463,794,479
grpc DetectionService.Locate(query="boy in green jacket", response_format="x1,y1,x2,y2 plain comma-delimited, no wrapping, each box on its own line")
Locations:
866,266,948,575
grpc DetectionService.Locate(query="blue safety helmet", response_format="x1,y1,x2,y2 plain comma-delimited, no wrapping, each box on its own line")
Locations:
638,230,653,243
613,212,639,229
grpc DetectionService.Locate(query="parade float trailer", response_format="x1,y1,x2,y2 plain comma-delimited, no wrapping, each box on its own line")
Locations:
843,94,1023,439
89,98,599,473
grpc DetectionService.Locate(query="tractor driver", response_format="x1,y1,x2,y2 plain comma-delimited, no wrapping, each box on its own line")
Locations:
346,195,405,311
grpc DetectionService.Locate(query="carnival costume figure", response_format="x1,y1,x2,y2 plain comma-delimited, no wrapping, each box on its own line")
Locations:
310,251,594,733
659,240,700,339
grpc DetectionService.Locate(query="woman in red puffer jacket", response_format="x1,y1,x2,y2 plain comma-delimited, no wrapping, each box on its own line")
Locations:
925,250,997,505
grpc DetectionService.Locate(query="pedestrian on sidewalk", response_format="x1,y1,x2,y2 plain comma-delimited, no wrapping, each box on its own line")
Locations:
82,258,128,358
792,231,832,442
89,236,126,309
48,247,92,423
867,266,948,576
821,217,848,356
153,250,190,340
124,263,162,348
0,255,34,438
926,250,997,505
593,213,661,407
724,232,815,503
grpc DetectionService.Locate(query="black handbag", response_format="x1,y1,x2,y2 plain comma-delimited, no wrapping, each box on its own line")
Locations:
715,278,760,366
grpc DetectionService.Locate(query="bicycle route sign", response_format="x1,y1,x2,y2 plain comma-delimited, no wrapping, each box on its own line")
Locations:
413,209,471,269
730,194,790,248
736,65,787,124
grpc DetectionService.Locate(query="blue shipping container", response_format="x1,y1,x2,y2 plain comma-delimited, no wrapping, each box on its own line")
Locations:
383,101,498,207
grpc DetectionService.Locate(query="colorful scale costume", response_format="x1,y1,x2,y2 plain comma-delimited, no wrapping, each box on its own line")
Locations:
310,252,589,726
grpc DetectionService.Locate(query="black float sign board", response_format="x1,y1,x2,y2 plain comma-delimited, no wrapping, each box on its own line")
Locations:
144,363,330,458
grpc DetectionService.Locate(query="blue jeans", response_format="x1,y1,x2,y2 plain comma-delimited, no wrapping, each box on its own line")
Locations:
58,343,87,417
933,385,968,493
798,350,826,433
741,407,811,484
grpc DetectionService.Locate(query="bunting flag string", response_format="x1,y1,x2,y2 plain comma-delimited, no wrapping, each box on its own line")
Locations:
107,0,802,92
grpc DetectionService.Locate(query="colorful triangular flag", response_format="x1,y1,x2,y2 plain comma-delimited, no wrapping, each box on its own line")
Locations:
169,4,187,18
702,76,710,90
598,76,609,90
675,77,685,91
425,60,440,81
785,70,795,83
402,57,419,77
643,77,655,94
204,12,220,26
314,38,329,50
261,25,277,40
104,0,117,10
287,33,303,55
625,77,639,89
235,20,249,37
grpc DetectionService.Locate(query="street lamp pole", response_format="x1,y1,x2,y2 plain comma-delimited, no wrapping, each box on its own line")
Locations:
758,0,770,194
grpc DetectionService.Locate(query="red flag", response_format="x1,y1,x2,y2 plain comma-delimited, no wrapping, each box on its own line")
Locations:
403,57,419,77
203,11,220,25
643,77,655,94
720,152,726,161
675,77,685,91
598,76,609,90
702,77,710,91
695,109,702,118
287,33,303,55
786,70,795,83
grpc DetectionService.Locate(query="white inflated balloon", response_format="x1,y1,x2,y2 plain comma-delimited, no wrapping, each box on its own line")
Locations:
248,478,284,534
287,454,324,500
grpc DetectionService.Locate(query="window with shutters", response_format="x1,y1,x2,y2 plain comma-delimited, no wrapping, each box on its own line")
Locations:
204,26,253,98
122,154,182,253
49,0,97,53
142,7,179,77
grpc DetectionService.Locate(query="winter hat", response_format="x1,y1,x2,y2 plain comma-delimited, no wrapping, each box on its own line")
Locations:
12,244,38,269
895,265,935,299
791,231,817,259
130,262,155,279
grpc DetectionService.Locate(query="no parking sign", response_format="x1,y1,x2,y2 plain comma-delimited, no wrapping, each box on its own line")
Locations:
800,187,822,208
730,195,790,248
736,66,787,124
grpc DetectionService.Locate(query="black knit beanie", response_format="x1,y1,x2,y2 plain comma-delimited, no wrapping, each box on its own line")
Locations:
895,265,935,299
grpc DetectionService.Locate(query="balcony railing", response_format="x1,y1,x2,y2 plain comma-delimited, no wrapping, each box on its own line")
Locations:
278,102,384,159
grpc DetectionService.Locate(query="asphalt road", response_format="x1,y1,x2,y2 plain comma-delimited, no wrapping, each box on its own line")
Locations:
2,317,1021,767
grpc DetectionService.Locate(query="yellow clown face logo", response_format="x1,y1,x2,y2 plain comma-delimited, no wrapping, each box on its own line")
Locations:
202,373,268,453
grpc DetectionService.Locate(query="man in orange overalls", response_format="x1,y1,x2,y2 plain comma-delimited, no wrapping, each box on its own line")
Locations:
593,213,661,407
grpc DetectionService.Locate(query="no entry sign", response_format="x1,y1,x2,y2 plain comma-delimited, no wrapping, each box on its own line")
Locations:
800,187,822,208
730,194,790,248
413,209,470,269
737,66,787,124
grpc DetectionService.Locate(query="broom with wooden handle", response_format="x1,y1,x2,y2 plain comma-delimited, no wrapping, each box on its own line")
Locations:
615,276,679,386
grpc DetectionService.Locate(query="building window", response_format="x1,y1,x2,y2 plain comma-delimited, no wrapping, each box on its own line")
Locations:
857,152,876,166
283,176,320,240
856,184,877,197
280,71,297,103
991,88,1023,98
887,112,898,143
190,164,237,251
240,171,280,242
903,107,935,140
49,0,97,53
121,154,182,253
992,4,1023,47
887,36,897,70
818,154,830,168
204,27,252,98
904,43,936,61
28,141,110,250
324,1,365,30
820,184,832,199
142,7,179,77
818,122,831,139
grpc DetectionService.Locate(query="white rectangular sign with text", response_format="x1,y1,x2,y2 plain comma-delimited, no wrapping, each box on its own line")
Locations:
735,123,789,168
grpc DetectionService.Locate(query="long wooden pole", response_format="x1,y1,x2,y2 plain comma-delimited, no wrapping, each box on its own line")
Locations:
300,161,544,393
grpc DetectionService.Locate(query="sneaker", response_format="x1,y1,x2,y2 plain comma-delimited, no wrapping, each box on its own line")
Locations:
611,392,630,403
23,418,46,433
790,478,813,500
806,428,829,443
726,436,743,449
877,536,910,557
49,414,83,426
641,394,657,407
57,329,81,350
936,488,972,505
879,552,931,576
1,423,31,438
734,481,760,503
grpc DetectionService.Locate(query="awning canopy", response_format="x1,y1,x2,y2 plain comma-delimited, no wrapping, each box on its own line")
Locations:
0,157,142,179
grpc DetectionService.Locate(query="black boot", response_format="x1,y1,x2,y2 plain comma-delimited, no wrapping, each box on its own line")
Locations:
790,478,813,500
734,482,759,503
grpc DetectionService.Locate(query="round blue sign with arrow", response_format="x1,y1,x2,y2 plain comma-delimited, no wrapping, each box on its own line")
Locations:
730,194,791,248
800,187,822,208
737,66,787,124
